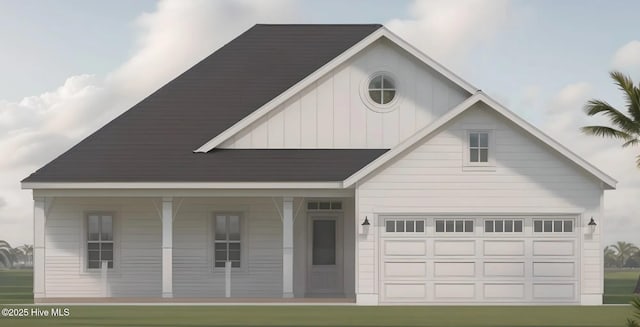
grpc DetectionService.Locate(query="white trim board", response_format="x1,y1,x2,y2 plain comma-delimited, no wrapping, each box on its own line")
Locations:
194,26,479,153
22,182,344,190
342,92,617,190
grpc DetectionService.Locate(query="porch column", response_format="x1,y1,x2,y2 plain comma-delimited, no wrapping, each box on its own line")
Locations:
161,197,173,298
282,197,294,298
33,197,46,299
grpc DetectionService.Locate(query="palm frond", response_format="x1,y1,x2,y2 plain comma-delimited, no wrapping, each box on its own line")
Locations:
584,99,640,134
581,125,634,140
623,138,640,147
611,71,640,122
632,296,640,319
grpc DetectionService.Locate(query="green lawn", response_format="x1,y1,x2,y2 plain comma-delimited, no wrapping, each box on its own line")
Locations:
0,306,634,327
604,269,640,304
0,269,637,326
0,269,33,304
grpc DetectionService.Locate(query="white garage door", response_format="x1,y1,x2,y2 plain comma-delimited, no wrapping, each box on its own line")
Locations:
379,216,580,304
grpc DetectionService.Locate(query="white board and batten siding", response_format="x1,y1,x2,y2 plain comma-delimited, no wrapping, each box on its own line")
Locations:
220,38,470,149
356,104,604,305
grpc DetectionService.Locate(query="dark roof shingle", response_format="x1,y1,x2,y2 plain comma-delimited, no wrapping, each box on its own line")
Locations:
24,24,384,183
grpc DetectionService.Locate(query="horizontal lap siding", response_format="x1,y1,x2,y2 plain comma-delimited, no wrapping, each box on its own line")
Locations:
45,198,161,297
356,105,604,298
173,198,282,297
45,197,285,298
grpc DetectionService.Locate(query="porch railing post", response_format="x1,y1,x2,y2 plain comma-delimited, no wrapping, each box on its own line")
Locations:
225,261,231,298
161,197,173,298
282,197,294,298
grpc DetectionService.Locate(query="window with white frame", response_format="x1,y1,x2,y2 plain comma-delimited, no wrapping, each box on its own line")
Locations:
385,219,425,233
534,219,573,233
485,219,523,233
213,214,242,268
87,213,114,269
435,219,474,233
307,200,342,210
468,131,490,163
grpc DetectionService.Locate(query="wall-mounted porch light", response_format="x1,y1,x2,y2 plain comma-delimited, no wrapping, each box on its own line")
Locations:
588,217,597,234
360,216,370,235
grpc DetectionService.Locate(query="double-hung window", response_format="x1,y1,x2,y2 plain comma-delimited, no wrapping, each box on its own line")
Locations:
87,214,114,269
469,131,490,163
214,214,242,268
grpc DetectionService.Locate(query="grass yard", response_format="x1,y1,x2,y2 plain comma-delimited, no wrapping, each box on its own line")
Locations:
604,269,640,304
0,269,637,326
0,269,33,304
0,305,634,327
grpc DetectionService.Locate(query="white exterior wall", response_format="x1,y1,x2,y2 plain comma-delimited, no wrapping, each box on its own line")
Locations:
220,38,470,149
44,198,161,297
355,104,604,304
42,196,355,298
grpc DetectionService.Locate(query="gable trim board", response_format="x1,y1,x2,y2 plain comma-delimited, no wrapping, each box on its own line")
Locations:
343,92,617,190
194,26,478,153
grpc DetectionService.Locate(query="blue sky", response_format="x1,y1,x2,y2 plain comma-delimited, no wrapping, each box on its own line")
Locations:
0,0,638,246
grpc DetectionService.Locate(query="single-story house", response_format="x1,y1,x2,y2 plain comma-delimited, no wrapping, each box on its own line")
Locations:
22,24,616,305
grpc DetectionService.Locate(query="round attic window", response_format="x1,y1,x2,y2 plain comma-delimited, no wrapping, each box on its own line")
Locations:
368,74,396,104
361,72,400,112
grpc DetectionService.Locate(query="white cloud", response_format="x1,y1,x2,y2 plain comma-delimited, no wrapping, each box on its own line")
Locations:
541,82,640,245
612,40,640,76
0,0,298,246
386,0,511,68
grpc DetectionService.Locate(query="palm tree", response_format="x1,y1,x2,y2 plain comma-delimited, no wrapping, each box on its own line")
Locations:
611,241,639,268
628,296,640,327
18,244,33,267
0,240,15,269
581,71,640,166
604,246,618,268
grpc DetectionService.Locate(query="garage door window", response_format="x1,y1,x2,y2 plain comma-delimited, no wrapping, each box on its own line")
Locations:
485,219,523,233
385,219,425,233
435,219,473,233
534,219,573,233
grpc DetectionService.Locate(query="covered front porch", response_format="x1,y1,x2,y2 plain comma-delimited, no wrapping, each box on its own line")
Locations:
32,188,356,302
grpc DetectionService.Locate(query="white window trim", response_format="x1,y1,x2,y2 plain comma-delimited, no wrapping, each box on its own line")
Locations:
306,199,344,211
210,212,248,273
360,70,402,113
533,218,575,234
383,218,426,234
435,219,475,233
463,129,496,171
81,211,120,274
483,218,524,233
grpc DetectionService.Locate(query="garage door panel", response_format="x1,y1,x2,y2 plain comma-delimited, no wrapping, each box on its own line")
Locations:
384,261,427,278
434,262,475,277
533,240,574,256
484,283,525,299
378,216,579,304
484,240,524,256
533,262,575,277
434,240,475,256
384,283,427,301
434,283,475,299
483,262,525,277
384,240,427,256
533,283,575,299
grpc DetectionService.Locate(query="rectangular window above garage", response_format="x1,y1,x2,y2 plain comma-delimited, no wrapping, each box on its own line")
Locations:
533,219,573,233
435,219,473,233
485,219,523,233
464,130,496,171
385,219,425,233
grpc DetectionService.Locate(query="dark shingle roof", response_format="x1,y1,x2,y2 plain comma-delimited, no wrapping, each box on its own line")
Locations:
23,24,385,183
23,149,388,182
